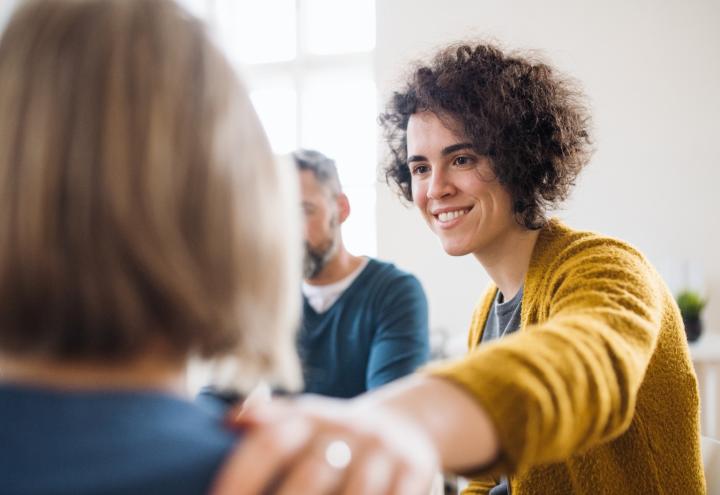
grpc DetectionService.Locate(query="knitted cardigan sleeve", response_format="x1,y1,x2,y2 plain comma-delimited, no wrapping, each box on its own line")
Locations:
428,232,665,477
463,477,500,494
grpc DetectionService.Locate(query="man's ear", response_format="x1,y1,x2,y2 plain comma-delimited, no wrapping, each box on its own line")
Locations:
336,193,350,224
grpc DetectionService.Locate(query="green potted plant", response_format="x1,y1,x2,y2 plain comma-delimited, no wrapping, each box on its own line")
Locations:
676,289,707,342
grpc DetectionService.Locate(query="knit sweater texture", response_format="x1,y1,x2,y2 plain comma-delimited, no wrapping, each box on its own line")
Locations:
299,258,429,398
429,219,705,494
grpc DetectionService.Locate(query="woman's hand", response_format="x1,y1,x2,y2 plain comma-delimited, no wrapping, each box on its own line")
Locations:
210,394,439,495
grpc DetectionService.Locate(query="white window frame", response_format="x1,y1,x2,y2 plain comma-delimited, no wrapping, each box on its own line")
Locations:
183,0,378,256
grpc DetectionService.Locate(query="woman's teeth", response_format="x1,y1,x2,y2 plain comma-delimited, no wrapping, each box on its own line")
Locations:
437,209,469,222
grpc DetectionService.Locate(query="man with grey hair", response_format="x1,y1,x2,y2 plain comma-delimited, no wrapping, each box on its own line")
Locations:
293,149,429,398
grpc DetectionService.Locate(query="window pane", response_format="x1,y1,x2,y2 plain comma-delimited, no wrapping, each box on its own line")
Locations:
250,88,298,154
215,0,296,64
176,0,208,19
300,71,377,186
343,186,377,257
304,0,375,55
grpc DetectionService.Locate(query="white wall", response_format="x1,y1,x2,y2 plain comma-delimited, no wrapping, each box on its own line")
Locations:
375,0,720,340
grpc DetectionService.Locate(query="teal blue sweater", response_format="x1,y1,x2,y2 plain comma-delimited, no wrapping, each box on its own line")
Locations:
298,259,429,398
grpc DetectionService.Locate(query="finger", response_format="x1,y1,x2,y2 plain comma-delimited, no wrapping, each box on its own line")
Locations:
225,399,291,430
241,381,272,412
210,416,312,495
341,451,393,495
387,464,435,495
274,450,345,495
223,404,244,429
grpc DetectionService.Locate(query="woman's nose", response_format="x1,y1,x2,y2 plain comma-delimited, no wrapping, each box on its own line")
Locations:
427,168,455,199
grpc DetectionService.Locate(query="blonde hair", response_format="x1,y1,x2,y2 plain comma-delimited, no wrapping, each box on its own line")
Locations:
0,0,301,389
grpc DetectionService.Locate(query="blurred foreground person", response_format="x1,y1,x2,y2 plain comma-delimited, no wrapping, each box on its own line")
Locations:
0,1,301,494
214,42,704,495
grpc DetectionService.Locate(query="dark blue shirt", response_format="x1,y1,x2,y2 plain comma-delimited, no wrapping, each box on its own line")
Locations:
0,384,237,495
298,258,429,398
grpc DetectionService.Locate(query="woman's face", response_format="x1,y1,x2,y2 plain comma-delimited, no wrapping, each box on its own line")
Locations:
406,111,518,259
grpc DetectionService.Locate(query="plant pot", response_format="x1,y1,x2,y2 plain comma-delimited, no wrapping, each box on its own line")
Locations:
682,315,703,342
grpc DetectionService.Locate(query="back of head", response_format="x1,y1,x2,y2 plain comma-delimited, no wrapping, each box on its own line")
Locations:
0,0,300,388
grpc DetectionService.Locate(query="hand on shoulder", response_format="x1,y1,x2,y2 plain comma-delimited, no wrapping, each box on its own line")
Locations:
211,394,439,495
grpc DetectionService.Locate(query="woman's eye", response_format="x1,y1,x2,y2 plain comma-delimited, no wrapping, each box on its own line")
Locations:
410,164,430,175
454,155,474,166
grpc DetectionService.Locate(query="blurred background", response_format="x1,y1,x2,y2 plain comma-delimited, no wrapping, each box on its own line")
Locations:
3,0,717,338
1,0,718,402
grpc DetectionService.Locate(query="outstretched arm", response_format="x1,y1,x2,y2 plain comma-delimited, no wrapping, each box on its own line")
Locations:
211,239,666,494
211,374,499,495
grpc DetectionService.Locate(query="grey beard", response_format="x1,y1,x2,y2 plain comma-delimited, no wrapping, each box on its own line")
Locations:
303,239,337,279
303,246,325,279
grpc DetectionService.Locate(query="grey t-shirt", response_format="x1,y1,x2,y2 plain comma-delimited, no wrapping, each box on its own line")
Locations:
481,285,523,495
481,286,523,343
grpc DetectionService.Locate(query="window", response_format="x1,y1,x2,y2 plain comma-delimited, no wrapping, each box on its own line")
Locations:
178,0,377,256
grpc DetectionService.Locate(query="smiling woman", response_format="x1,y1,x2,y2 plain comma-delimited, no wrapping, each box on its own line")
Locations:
213,41,704,495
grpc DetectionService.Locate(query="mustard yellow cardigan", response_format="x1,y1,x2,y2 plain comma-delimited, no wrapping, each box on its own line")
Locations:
430,219,705,494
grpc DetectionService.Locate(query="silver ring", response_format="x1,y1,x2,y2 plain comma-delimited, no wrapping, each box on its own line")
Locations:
324,439,352,470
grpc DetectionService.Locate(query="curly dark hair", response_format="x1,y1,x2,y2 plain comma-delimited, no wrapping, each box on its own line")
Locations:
380,42,593,229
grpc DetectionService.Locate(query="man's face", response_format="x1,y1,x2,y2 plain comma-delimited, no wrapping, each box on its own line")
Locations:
299,169,340,279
